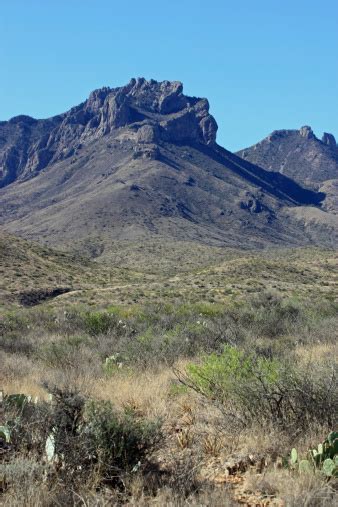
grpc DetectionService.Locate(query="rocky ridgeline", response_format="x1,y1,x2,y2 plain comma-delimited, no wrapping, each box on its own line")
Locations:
237,125,338,190
0,78,218,187
264,126,336,146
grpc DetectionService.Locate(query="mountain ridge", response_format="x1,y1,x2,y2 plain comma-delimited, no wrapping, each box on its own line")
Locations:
0,78,218,188
1,79,337,254
236,126,338,216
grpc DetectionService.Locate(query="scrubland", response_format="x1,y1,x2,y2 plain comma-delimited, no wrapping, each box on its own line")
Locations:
1,242,337,506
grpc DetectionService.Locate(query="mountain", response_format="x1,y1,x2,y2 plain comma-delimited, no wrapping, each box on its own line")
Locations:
0,79,218,188
237,126,338,214
0,79,337,256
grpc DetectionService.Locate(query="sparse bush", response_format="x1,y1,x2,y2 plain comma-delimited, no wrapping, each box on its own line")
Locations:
3,384,162,491
38,335,89,367
84,399,162,477
184,345,337,430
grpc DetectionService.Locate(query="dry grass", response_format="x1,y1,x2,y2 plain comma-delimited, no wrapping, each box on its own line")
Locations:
296,342,338,364
1,351,337,505
243,468,337,506
90,368,177,420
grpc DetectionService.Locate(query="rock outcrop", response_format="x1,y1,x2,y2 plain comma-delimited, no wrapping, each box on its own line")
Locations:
299,125,315,139
322,132,336,147
0,78,218,188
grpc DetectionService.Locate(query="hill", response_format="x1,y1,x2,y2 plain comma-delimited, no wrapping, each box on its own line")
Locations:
0,232,131,308
2,232,337,311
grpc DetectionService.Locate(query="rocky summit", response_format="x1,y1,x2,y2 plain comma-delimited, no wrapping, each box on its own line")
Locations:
0,79,337,255
237,126,338,214
0,78,217,187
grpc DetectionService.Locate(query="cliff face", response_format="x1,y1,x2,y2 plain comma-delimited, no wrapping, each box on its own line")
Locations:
0,78,217,187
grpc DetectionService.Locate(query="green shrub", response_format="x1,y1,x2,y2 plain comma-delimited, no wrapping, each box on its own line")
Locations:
83,311,115,335
187,344,280,406
185,346,337,430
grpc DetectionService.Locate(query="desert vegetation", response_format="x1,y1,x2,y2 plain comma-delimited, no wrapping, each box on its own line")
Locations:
1,279,337,505
1,6,337,506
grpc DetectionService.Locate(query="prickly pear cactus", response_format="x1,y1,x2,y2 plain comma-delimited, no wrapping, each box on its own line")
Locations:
5,394,30,410
322,458,336,477
299,460,312,473
326,432,338,458
45,431,56,462
290,448,298,465
291,432,338,478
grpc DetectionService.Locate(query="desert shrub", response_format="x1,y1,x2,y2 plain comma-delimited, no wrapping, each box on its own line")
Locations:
92,296,336,369
185,345,337,430
0,311,33,355
231,292,304,338
37,335,90,367
0,458,49,505
4,397,53,456
186,344,279,410
0,351,35,382
0,311,30,337
0,333,35,356
243,468,337,507
1,296,336,374
177,302,225,318
83,311,116,336
4,385,162,489
113,320,225,369
1,458,46,487
84,400,162,477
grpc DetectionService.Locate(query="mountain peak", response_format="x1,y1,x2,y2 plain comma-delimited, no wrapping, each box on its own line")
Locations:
237,126,338,201
1,79,336,252
82,77,218,144
0,79,218,187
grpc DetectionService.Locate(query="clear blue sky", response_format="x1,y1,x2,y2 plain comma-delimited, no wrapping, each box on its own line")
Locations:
1,0,337,151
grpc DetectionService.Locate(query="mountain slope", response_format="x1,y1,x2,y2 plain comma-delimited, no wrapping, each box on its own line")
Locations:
0,80,337,254
0,231,101,306
237,126,338,214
